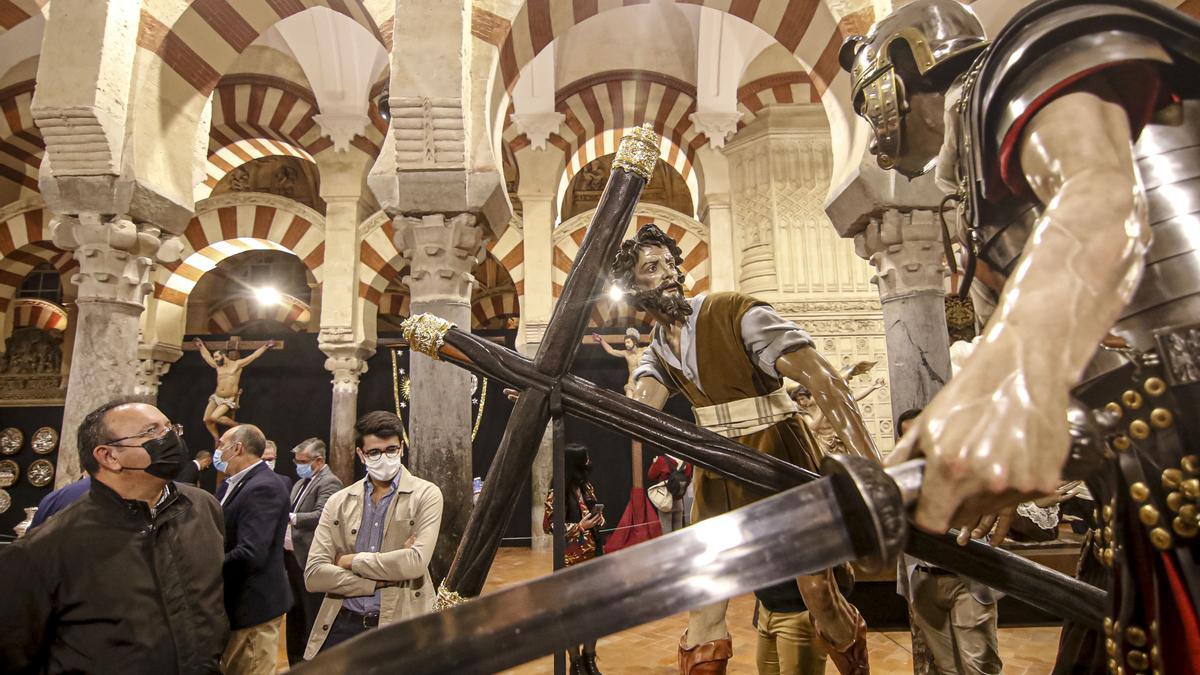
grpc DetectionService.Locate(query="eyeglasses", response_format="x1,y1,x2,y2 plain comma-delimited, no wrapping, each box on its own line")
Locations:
107,423,183,448
361,445,403,460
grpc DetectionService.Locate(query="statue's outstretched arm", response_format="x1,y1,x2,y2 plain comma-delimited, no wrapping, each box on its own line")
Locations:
193,337,216,368
890,84,1151,535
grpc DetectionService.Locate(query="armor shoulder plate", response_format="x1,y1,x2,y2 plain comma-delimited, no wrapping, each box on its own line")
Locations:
967,0,1200,200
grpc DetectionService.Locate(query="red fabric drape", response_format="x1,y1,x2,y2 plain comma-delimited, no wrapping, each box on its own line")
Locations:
604,488,662,553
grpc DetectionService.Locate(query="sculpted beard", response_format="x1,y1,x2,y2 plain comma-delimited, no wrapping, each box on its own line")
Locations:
631,280,692,323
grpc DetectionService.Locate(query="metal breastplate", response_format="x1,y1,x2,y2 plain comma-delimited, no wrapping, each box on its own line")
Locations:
977,98,1200,352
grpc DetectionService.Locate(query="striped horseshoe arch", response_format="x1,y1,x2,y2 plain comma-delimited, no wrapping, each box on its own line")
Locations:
737,72,819,129
0,207,77,313
11,297,67,332
0,80,41,201
155,196,326,308
206,294,312,334
553,204,709,328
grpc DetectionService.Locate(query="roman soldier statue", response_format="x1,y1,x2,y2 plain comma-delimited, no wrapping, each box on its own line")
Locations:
841,1,1200,672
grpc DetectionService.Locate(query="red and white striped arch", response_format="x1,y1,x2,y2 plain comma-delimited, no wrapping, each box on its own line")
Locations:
0,207,77,313
553,204,709,328
471,257,519,329
136,1,383,100
206,294,312,333
0,80,41,200
154,195,326,308
502,71,704,215
736,72,818,129
11,297,66,331
0,0,47,38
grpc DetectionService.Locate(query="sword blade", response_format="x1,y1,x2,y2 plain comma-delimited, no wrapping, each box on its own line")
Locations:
293,478,862,675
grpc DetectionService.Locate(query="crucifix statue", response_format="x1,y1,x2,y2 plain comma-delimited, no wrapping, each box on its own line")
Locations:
593,328,647,396
190,336,276,441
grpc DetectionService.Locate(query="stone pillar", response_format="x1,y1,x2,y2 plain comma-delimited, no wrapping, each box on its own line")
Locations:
395,213,486,579
319,327,370,485
827,160,952,429
50,213,183,486
854,209,951,415
703,192,737,292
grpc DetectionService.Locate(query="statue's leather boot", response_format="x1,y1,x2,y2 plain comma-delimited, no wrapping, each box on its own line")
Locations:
569,653,587,675
816,608,869,675
677,631,733,674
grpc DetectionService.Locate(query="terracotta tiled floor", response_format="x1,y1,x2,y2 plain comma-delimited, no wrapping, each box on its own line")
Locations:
484,548,1062,675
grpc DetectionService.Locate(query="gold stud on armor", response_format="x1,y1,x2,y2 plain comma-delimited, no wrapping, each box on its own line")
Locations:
1173,515,1198,538
1183,455,1200,475
1106,401,1124,419
1107,638,1119,656
1144,377,1167,396
1167,491,1184,512
1139,505,1160,527
1130,482,1150,502
1109,657,1120,673
1105,617,1115,635
1104,505,1114,522
1127,650,1149,670
1130,420,1151,440
1184,479,1200,500
1123,390,1144,409
1150,528,1173,550
1125,626,1147,647
1103,526,1114,542
1113,435,1132,452
1163,468,1184,490
1149,408,1172,429
1179,504,1197,521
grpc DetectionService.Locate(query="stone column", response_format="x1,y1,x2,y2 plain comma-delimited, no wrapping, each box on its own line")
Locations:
827,161,952,424
319,327,370,485
50,213,183,486
395,213,486,579
703,192,737,292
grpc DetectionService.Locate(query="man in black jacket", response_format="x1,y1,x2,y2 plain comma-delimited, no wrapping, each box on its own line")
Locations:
214,423,292,674
0,397,228,674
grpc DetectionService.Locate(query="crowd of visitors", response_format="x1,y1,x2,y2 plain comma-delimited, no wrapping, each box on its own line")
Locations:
0,399,443,674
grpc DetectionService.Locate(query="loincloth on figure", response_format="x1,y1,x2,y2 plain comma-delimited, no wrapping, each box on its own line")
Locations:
208,393,240,410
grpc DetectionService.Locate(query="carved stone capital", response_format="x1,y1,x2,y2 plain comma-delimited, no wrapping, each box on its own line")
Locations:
854,208,947,301
314,111,369,153
393,212,486,302
49,212,183,305
318,327,372,394
509,112,565,151
689,110,742,149
134,358,173,397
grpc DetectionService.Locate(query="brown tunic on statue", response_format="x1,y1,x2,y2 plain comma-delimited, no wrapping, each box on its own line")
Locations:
645,292,823,521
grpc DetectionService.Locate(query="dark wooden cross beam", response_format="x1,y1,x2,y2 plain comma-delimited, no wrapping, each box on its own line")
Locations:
436,125,660,601
183,336,284,354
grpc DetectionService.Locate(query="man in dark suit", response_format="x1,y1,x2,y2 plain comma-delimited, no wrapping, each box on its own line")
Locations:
214,424,291,675
175,450,212,486
283,438,343,664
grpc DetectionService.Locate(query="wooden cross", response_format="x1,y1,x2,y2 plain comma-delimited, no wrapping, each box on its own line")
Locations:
441,125,659,599
183,336,283,355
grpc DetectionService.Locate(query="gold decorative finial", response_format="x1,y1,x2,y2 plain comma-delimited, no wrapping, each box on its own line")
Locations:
433,582,469,611
612,123,659,180
401,313,454,360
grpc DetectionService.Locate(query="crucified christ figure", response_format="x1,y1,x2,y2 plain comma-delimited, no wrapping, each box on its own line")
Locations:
592,328,646,395
193,337,274,441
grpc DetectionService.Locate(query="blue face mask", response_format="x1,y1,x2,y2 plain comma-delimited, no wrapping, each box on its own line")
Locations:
213,447,229,474
296,463,314,480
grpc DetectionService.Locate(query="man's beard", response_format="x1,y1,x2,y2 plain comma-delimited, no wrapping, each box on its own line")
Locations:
631,280,692,323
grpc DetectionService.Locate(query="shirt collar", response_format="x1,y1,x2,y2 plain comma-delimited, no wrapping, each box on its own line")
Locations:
227,459,263,489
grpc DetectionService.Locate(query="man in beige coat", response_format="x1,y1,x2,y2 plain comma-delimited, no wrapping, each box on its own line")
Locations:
303,411,443,658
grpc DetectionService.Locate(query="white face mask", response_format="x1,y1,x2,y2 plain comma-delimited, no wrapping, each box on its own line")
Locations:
365,453,403,482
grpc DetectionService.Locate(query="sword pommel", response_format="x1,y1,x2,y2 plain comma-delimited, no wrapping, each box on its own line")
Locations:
823,455,909,573
612,123,659,180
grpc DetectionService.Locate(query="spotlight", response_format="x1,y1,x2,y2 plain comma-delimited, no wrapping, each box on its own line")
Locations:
254,287,282,306
607,285,624,302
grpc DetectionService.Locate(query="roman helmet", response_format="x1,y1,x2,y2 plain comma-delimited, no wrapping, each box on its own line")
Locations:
840,0,987,170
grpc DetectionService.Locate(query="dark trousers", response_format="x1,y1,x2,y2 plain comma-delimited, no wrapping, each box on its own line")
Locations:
284,550,323,664
319,612,373,654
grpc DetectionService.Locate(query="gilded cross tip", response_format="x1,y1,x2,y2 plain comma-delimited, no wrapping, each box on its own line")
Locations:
612,123,660,180
401,313,455,360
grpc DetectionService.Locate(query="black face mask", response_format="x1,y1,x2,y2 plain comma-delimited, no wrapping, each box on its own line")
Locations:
132,429,188,480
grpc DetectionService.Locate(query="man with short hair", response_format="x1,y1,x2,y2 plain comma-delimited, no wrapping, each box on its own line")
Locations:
175,449,212,486
0,397,227,673
263,440,292,490
215,423,292,674
304,411,443,657
283,438,343,663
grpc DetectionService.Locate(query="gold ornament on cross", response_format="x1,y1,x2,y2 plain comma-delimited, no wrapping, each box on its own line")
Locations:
401,313,454,360
612,123,660,180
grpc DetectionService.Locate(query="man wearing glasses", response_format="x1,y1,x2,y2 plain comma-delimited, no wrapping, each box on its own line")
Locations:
0,397,228,673
303,411,443,657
